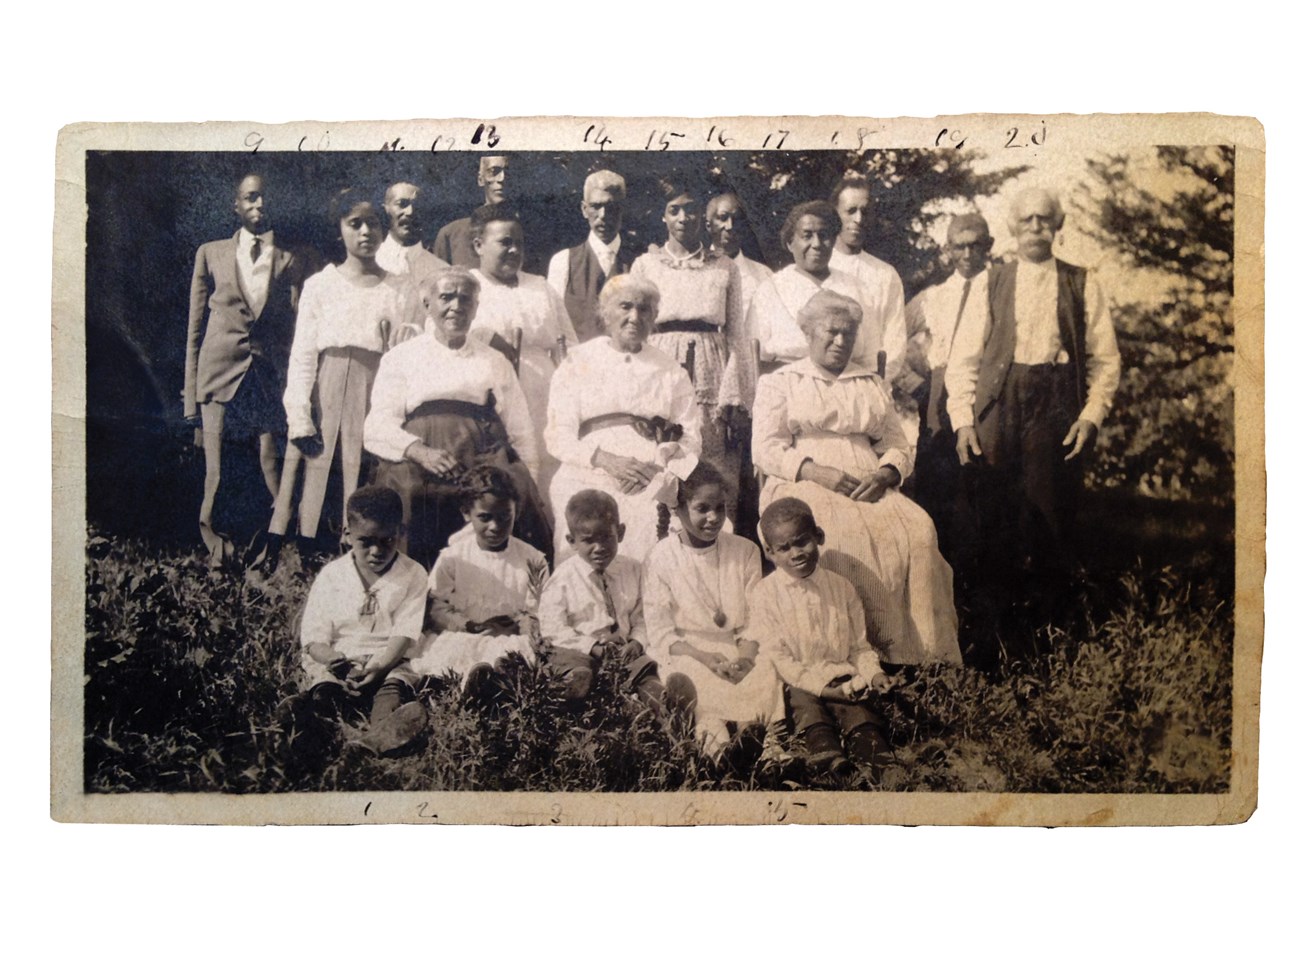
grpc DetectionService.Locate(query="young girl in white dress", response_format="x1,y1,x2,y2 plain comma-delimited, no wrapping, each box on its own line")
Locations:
412,466,550,703
270,189,404,551
643,462,782,754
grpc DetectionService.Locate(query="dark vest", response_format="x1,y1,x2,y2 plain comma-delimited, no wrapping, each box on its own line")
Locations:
974,259,1088,423
562,238,633,342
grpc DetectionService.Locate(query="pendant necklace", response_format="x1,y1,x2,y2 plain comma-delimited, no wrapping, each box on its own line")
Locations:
684,536,728,628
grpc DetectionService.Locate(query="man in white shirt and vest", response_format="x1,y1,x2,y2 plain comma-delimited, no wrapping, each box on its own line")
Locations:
906,212,993,561
546,170,636,343
376,181,450,329
945,188,1121,644
706,191,774,317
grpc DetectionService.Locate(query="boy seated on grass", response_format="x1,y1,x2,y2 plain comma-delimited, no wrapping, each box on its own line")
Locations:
276,485,429,757
538,489,671,713
413,466,549,708
751,497,893,783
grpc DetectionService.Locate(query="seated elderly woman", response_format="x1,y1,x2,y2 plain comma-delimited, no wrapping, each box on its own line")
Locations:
363,267,552,568
545,274,702,564
752,289,961,667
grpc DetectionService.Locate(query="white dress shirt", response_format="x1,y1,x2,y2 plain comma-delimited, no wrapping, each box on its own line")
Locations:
538,554,648,653
299,551,428,659
944,258,1122,431
907,269,989,370
376,234,449,279
729,250,775,318
236,227,274,318
749,565,884,696
828,248,908,386
546,232,623,294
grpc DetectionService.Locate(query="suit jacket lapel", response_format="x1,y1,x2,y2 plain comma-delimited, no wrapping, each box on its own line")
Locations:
226,230,257,313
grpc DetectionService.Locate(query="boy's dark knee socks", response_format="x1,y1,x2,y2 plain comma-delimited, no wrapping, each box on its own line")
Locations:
800,723,843,764
371,680,411,722
843,724,892,777
309,682,347,716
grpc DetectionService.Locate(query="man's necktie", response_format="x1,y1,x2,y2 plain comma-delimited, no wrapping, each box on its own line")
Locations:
954,276,973,331
250,237,262,265
597,572,619,633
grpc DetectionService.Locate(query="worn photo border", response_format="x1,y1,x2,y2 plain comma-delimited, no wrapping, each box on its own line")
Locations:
51,113,1264,826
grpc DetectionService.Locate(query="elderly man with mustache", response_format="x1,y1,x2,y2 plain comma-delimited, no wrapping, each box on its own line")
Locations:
944,188,1121,652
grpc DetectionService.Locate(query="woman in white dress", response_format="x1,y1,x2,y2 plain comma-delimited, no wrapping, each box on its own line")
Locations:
545,275,701,564
752,289,962,668
467,205,577,502
364,268,551,568
643,462,781,753
630,178,754,518
270,189,404,549
746,200,879,373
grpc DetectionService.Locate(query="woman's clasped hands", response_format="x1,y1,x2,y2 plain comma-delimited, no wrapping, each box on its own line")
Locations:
798,460,900,503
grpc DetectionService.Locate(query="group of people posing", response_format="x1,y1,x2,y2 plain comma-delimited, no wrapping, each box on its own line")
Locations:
183,155,1120,778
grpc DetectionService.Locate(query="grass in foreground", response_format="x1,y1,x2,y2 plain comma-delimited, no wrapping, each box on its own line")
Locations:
82,532,1231,794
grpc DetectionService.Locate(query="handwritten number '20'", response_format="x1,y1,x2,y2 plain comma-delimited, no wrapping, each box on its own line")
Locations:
1005,125,1047,148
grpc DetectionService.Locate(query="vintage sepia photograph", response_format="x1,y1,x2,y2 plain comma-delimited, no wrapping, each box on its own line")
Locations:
52,115,1262,825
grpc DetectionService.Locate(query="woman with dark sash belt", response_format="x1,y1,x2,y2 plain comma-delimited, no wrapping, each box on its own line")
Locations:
364,267,551,569
630,178,754,522
270,189,405,559
545,275,702,564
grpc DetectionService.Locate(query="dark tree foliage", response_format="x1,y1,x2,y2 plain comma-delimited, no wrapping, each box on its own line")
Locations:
1071,146,1234,501
699,149,1029,297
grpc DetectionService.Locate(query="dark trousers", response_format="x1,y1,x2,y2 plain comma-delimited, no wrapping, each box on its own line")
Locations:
973,363,1082,576
787,686,887,761
964,364,1084,662
546,646,661,703
310,677,414,723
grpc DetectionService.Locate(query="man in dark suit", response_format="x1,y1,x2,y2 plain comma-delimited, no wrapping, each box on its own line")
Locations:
545,170,637,343
431,155,509,268
183,173,315,564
